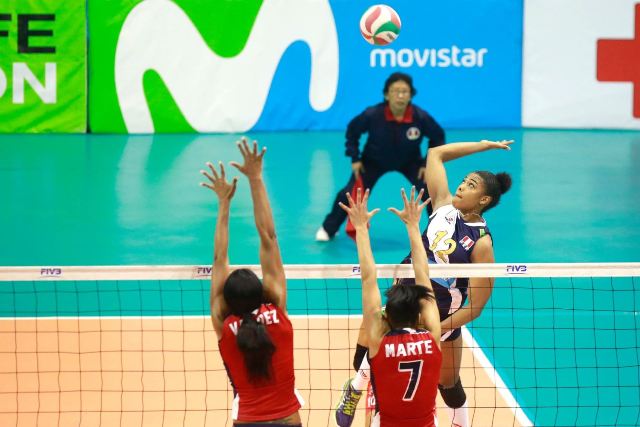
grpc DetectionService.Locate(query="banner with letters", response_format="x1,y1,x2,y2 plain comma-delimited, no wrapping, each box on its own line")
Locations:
522,0,640,129
0,0,86,133
88,0,523,133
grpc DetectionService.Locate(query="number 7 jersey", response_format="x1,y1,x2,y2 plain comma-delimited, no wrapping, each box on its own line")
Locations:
369,328,442,427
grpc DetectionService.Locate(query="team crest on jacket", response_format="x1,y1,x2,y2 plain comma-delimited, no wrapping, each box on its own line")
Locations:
459,235,475,251
406,127,421,140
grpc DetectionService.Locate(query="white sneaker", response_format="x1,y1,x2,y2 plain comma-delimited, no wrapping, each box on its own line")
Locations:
315,226,332,242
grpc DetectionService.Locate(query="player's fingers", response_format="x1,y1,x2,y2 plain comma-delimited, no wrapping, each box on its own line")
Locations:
219,161,226,179
229,161,243,172
369,208,380,218
229,178,238,197
401,187,409,206
200,182,214,190
338,201,350,213
356,187,362,204
241,138,251,156
236,140,248,158
419,198,431,210
345,192,355,207
252,140,258,156
416,188,425,203
206,162,219,179
200,170,215,183
362,188,370,205
387,207,401,217
259,146,267,159
409,186,416,202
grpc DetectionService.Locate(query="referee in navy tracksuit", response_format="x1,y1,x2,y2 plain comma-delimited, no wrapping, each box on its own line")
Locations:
316,72,446,241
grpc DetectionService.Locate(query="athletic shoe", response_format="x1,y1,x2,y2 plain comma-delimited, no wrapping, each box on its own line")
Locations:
335,378,362,427
315,226,332,242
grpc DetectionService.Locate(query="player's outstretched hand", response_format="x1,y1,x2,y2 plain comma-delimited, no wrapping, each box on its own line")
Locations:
230,137,266,179
338,188,379,229
388,187,430,227
200,161,238,202
480,140,514,150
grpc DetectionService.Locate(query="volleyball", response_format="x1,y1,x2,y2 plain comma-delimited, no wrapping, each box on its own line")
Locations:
359,4,402,46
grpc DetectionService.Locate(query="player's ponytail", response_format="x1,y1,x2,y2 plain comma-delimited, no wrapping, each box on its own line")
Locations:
236,312,276,382
223,268,275,383
475,171,512,212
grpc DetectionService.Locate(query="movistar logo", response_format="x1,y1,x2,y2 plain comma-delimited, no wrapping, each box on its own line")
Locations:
115,0,339,133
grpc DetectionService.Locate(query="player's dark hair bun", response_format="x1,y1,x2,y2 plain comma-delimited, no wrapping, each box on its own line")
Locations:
495,172,512,195
474,171,512,213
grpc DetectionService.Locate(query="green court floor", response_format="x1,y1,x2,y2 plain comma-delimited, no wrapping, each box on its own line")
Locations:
1,129,639,266
1,129,639,426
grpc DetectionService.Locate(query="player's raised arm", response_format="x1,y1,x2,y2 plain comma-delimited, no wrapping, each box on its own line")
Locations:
338,189,384,348
426,140,513,211
230,138,287,313
442,236,496,334
200,162,238,339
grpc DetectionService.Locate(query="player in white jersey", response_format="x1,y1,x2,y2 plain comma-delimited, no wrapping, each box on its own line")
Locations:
335,140,513,427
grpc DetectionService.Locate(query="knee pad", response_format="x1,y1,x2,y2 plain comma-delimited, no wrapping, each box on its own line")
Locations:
439,379,466,408
353,344,368,371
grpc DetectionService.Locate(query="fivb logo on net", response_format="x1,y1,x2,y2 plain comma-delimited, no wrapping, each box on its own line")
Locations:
40,267,63,278
193,266,212,278
115,0,339,133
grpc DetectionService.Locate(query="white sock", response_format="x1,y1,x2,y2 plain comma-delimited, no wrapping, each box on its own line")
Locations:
446,400,469,427
351,355,370,392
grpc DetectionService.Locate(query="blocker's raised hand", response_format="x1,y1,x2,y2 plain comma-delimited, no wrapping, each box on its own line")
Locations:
338,188,380,229
388,186,430,227
200,161,238,201
230,137,267,179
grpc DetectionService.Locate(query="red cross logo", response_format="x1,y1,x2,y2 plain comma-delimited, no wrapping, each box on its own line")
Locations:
597,4,640,118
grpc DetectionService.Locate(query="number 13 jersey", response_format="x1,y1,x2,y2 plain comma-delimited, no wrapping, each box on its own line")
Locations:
423,204,491,291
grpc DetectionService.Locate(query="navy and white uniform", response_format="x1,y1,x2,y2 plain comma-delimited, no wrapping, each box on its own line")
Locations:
399,204,491,341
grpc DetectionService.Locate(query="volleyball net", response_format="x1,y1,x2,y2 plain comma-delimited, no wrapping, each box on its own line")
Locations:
0,263,639,427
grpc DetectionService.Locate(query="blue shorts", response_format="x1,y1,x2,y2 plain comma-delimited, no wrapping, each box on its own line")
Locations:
395,276,468,342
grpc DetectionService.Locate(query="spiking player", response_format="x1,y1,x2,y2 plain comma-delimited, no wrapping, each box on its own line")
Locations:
336,140,513,427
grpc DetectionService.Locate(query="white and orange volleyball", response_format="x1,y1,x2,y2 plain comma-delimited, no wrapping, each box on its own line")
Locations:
359,4,401,46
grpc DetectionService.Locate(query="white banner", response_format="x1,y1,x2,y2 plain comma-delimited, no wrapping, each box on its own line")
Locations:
522,0,640,129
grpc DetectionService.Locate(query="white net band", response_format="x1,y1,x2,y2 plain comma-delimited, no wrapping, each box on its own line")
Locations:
1,262,639,281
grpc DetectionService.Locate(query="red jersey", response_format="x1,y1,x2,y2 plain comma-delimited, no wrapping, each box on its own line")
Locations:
218,304,302,422
369,328,442,427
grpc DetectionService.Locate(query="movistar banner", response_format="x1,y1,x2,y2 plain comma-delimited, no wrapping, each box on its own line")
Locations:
89,0,522,133
0,0,86,133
